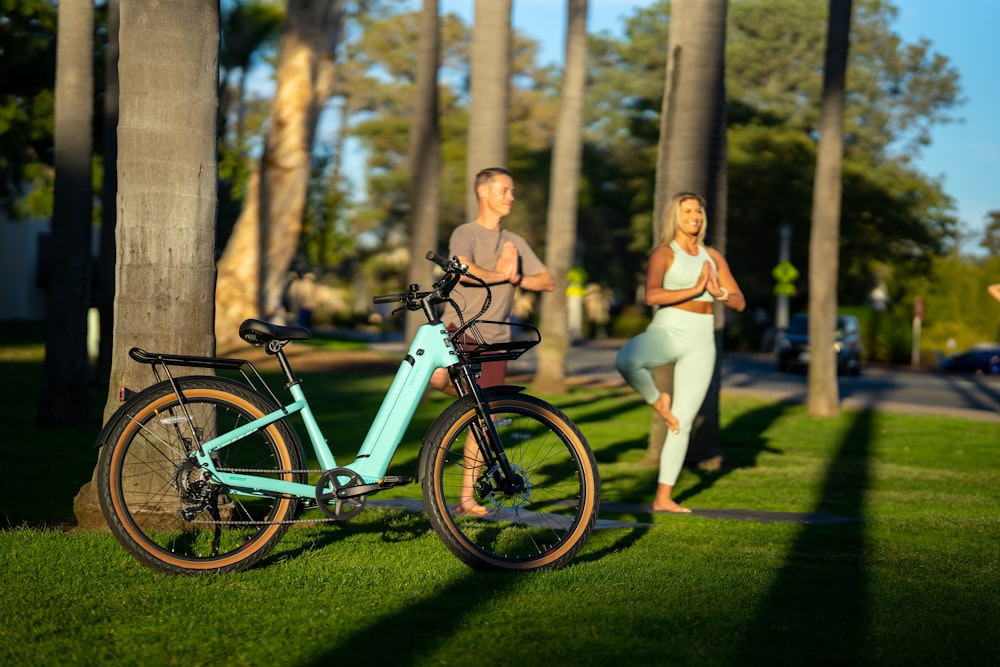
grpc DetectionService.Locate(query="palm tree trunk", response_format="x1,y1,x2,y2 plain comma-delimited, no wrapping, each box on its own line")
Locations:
405,0,442,340
38,0,95,426
215,1,345,349
647,0,728,469
465,0,511,219
808,0,853,418
75,0,221,528
533,0,589,394
95,0,120,391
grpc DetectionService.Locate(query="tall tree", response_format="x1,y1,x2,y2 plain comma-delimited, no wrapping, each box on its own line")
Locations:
532,0,589,394
980,210,1000,256
219,0,285,150
465,0,511,220
37,0,95,426
74,0,221,528
94,0,120,390
646,0,728,469
215,0,346,349
405,0,442,340
808,0,854,418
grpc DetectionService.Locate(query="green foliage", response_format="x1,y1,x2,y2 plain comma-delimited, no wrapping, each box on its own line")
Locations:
609,305,650,339
981,210,1000,255
300,149,357,270
920,253,1000,351
0,0,57,216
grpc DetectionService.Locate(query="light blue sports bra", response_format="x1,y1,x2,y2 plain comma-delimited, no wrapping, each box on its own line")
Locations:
662,241,716,303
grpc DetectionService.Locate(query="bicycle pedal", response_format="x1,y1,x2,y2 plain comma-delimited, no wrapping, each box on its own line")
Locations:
378,475,413,489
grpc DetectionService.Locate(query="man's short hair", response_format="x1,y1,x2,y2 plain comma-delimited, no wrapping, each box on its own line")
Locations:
474,167,512,194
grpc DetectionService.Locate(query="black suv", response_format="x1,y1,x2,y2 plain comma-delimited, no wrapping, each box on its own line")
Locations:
776,313,862,375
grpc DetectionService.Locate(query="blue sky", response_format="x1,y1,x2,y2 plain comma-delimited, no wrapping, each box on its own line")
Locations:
439,0,998,253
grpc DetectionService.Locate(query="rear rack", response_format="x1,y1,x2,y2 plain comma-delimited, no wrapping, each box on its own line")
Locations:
128,347,282,406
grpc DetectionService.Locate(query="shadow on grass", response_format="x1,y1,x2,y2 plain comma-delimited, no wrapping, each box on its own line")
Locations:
259,508,432,568
298,523,648,667
674,399,794,507
734,409,872,663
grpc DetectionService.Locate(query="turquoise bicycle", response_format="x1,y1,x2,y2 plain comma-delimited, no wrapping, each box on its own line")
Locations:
96,253,600,574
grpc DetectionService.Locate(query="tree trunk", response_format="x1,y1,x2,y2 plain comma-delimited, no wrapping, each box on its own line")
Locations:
95,0,120,390
465,0,511,220
533,0,589,395
405,0,441,341
808,0,853,418
646,0,728,469
74,0,221,529
216,170,264,350
37,0,95,427
215,1,345,350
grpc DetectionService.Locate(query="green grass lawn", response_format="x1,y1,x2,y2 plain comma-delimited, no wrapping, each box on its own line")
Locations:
2,325,998,666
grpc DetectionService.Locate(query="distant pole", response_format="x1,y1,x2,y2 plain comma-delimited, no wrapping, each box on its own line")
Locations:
911,296,924,368
776,220,792,332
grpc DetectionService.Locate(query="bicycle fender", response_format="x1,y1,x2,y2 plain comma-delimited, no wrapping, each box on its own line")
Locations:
415,385,525,482
92,381,171,449
93,377,308,487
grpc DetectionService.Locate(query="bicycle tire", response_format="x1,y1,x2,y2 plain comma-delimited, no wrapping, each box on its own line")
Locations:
420,391,600,572
97,376,304,575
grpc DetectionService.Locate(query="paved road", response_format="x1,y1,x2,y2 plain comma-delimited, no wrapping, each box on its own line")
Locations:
506,339,1000,422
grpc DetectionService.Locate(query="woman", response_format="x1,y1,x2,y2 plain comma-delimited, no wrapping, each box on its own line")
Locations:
616,192,745,513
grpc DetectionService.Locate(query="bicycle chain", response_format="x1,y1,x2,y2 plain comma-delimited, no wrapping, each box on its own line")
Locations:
183,467,357,525
185,515,337,526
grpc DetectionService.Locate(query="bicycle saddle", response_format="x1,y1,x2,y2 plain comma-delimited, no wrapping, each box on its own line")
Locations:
239,318,312,346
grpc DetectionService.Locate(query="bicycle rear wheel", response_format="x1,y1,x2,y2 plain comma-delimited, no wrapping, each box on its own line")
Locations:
97,376,303,575
420,391,600,572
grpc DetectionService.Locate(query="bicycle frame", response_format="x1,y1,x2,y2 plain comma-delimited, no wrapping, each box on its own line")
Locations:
189,322,460,499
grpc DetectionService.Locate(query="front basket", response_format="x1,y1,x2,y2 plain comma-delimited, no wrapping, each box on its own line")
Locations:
451,320,541,363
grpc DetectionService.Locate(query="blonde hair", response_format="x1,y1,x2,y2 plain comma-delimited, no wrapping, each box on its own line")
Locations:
658,191,708,247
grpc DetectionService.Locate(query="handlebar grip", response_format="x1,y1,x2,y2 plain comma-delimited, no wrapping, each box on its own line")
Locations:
373,293,403,304
425,251,451,270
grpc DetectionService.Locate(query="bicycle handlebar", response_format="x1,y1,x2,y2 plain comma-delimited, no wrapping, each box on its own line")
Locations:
372,293,406,305
371,252,481,325
424,250,452,271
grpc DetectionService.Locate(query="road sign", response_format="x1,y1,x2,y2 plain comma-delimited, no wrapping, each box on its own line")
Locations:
772,261,799,284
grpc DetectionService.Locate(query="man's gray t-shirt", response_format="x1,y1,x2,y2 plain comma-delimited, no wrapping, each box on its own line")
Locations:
443,221,546,342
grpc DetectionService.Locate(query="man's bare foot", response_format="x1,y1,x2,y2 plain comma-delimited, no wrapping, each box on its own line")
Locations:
455,499,489,517
652,393,680,434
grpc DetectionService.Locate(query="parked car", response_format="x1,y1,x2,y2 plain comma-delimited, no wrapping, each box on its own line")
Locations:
938,345,1000,376
776,313,863,375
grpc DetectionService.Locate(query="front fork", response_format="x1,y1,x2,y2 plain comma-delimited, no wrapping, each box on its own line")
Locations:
449,364,525,497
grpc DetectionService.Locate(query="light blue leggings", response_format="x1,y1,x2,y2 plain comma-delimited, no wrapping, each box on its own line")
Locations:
615,308,716,485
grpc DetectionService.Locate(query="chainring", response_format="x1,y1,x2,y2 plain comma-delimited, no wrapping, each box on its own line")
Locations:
315,468,367,520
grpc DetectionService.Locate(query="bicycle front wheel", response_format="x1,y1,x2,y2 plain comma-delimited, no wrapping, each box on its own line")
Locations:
97,376,304,575
421,391,600,572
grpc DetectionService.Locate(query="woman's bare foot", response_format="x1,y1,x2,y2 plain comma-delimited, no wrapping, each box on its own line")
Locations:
652,500,691,514
652,393,680,434
652,482,690,513
455,499,489,517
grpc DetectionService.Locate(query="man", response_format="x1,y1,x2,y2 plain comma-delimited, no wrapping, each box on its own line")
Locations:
431,166,554,391
430,167,554,515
